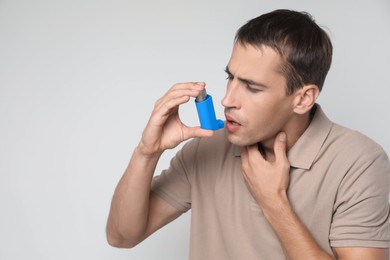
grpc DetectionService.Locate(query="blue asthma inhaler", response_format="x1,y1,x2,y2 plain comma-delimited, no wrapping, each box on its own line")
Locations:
195,89,224,130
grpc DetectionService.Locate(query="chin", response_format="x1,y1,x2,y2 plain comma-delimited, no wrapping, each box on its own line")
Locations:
226,133,254,147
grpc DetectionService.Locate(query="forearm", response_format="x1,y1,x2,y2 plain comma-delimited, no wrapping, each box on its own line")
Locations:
106,146,161,247
106,82,211,247
262,194,334,260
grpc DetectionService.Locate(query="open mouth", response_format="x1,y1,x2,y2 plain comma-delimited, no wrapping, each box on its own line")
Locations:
225,113,242,131
225,113,240,125
228,120,240,126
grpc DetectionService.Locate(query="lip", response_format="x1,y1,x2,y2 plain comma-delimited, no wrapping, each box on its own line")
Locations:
225,113,241,132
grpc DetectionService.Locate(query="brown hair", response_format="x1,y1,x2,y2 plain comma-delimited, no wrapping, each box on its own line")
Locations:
235,9,333,94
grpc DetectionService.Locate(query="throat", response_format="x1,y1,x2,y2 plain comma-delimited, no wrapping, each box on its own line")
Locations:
257,143,276,161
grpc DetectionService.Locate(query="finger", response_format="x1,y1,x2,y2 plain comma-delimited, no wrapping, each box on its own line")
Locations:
168,82,206,95
168,87,204,100
155,84,205,110
246,144,260,155
153,95,189,119
240,147,249,172
156,89,194,107
246,144,266,162
169,82,205,89
182,126,214,141
274,132,288,163
241,146,258,170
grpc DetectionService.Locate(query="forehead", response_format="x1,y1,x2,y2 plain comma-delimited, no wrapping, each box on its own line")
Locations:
228,43,283,76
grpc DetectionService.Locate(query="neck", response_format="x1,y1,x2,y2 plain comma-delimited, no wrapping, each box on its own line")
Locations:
261,110,314,161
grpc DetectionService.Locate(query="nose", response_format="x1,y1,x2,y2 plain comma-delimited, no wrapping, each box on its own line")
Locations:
221,81,240,109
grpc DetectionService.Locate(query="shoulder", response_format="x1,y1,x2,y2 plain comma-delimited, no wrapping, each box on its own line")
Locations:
311,121,390,189
323,124,390,192
326,123,388,162
328,126,390,249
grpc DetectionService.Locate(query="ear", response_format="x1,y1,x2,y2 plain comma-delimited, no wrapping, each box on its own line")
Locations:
293,84,319,114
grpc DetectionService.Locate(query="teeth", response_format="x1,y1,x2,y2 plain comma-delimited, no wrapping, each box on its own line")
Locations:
231,121,239,126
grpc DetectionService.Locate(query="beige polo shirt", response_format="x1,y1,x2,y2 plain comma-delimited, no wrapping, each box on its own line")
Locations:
152,105,390,259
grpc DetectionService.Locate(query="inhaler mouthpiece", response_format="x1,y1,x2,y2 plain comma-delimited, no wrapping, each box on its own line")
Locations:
195,89,224,130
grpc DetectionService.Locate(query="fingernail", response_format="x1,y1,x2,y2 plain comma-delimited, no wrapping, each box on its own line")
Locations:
279,132,286,141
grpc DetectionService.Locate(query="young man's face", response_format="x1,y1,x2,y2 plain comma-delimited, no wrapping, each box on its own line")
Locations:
222,43,297,149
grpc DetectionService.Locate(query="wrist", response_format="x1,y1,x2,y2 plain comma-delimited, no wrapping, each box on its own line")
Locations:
125,146,162,180
134,144,162,162
136,140,164,160
260,192,291,220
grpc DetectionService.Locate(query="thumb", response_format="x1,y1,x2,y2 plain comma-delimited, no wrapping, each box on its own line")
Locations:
183,126,214,141
274,132,287,162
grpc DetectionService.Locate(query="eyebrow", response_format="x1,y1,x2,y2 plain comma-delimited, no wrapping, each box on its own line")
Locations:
225,66,268,88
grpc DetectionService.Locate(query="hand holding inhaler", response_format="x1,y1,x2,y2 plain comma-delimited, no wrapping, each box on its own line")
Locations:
195,89,224,130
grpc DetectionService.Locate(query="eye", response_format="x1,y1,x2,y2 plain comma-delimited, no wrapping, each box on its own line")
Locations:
246,85,261,93
225,74,233,81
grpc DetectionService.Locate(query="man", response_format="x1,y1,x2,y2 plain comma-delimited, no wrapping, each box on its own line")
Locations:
106,9,390,259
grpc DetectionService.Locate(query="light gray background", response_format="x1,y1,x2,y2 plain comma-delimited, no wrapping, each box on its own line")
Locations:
1,0,389,259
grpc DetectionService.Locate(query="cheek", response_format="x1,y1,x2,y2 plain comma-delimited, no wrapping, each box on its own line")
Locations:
242,90,294,122
245,97,292,132
249,112,276,134
245,100,276,125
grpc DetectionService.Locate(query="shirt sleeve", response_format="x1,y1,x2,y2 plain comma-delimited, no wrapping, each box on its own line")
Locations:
329,148,390,248
151,138,200,213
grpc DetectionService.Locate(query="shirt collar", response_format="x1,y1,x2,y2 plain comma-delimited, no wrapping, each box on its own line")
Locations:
232,104,333,170
287,104,332,169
